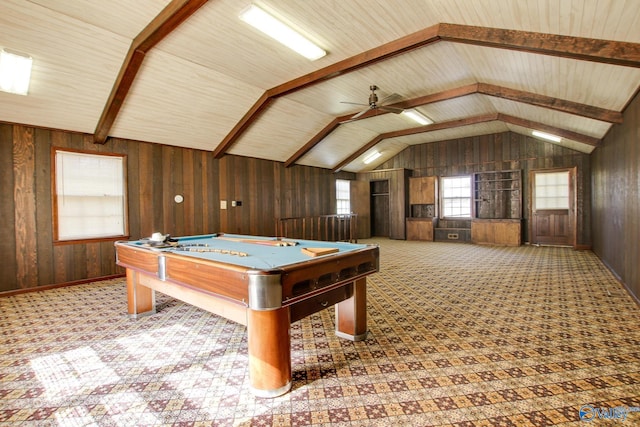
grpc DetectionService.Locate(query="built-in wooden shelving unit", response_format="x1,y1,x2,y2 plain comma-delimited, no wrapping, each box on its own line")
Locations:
471,170,522,246
406,176,438,241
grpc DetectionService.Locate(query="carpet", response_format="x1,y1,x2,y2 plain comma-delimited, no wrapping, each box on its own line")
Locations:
1,239,639,426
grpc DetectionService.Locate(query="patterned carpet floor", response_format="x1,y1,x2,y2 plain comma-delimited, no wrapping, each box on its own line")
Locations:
1,239,640,426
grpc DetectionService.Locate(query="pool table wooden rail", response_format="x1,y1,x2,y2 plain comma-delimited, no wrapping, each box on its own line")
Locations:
116,244,250,302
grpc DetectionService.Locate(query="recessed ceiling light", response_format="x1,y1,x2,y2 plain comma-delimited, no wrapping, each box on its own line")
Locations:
363,150,382,164
532,130,562,143
239,4,326,61
402,109,433,126
0,49,33,95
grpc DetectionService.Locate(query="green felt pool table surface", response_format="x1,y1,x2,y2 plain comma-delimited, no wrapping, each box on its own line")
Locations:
123,233,370,270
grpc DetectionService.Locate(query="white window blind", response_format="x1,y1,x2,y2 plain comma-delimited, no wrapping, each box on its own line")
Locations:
55,150,126,241
535,171,570,210
441,176,472,218
336,179,351,215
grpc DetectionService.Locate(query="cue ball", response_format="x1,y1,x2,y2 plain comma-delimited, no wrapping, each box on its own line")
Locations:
174,195,184,203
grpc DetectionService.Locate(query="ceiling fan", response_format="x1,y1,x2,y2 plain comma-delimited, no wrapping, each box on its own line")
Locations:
341,85,404,120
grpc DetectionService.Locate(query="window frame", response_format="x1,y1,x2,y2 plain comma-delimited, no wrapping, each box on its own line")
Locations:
335,179,351,215
52,147,129,244
440,175,472,219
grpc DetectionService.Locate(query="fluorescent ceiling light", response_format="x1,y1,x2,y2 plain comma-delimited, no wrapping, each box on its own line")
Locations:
239,4,326,61
532,130,562,143
363,150,382,164
0,49,33,95
402,109,433,126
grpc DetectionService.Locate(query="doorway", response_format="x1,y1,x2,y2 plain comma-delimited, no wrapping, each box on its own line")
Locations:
529,167,576,247
370,180,390,237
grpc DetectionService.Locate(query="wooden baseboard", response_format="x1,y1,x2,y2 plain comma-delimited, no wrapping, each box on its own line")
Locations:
596,256,640,308
0,274,126,298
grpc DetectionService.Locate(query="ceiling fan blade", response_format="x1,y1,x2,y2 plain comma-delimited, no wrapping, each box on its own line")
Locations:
380,105,404,114
379,92,401,104
340,86,402,121
340,101,368,106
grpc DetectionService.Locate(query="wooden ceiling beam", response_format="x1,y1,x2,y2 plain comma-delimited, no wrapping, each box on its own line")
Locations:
438,23,640,68
337,82,622,126
93,48,146,144
331,135,384,174
478,83,623,124
498,114,601,147
381,112,500,139
94,0,209,144
270,25,442,98
284,118,341,168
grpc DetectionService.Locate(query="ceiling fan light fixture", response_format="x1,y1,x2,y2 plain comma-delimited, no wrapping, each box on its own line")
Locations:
239,4,326,61
532,130,562,143
0,48,33,95
363,150,382,165
402,109,433,126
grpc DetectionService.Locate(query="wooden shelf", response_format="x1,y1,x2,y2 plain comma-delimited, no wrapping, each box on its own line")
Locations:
477,178,519,183
473,170,522,220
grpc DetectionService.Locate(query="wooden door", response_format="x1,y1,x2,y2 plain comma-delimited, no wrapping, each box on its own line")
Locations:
529,168,576,246
370,180,390,237
350,180,370,239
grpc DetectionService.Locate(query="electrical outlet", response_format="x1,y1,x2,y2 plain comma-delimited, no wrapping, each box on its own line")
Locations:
447,233,459,239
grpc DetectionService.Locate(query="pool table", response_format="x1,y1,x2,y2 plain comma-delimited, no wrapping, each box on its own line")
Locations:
115,233,379,397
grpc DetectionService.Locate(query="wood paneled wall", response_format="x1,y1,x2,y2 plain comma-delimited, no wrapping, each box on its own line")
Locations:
376,132,591,244
592,92,640,303
0,123,347,292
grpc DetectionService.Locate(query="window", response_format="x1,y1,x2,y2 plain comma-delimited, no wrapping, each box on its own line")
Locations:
53,149,127,242
534,171,570,209
336,179,351,215
441,176,472,218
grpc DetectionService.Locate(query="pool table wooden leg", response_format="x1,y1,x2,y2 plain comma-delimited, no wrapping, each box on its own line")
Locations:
335,278,368,341
247,307,292,397
126,269,156,318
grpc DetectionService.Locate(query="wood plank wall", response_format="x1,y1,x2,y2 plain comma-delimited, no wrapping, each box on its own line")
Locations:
376,132,591,244
0,123,349,292
592,92,640,303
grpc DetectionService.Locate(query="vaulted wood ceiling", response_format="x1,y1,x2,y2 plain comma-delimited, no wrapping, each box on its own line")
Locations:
2,0,640,172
